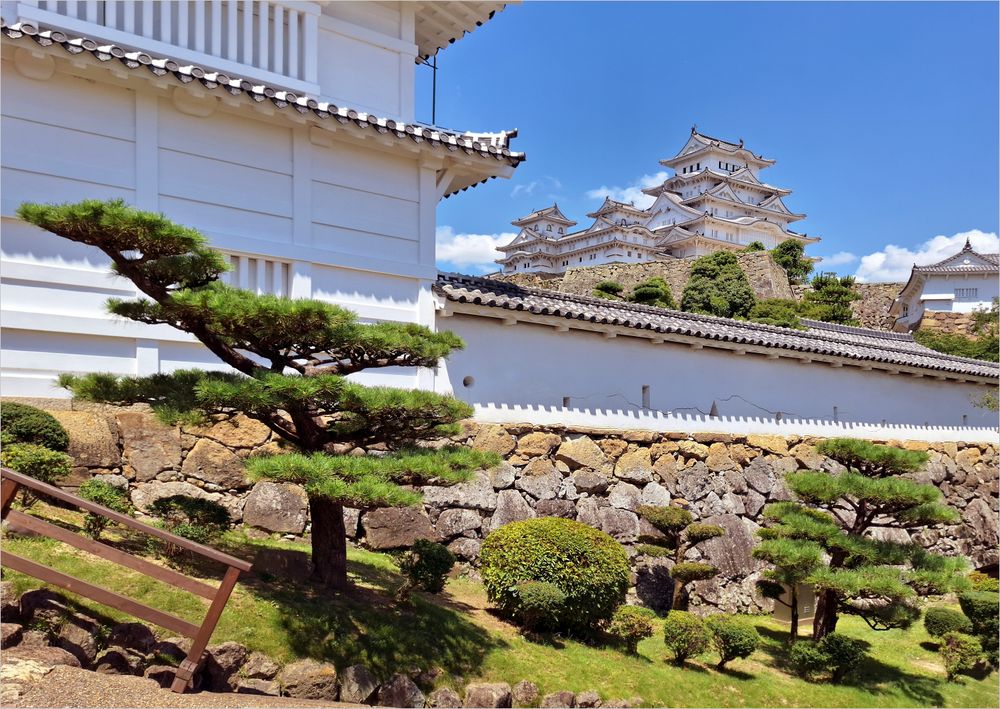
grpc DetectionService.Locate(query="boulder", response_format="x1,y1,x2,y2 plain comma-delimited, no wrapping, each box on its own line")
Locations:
448,538,483,561
512,680,539,707
1,622,23,648
363,507,439,549
55,617,102,667
515,460,563,500
706,443,738,472
635,559,675,613
117,412,182,482
423,472,498,511
3,645,81,668
237,679,281,696
49,410,120,470
743,457,774,495
278,659,339,700
598,438,629,459
428,687,463,708
464,682,513,708
1,580,20,623
106,622,156,654
652,454,677,486
790,443,824,470
242,652,281,680
555,436,607,470
576,691,601,708
19,588,69,628
572,470,610,494
243,482,309,534
489,489,536,531
144,665,179,689
436,508,483,538
517,432,562,458
181,438,249,489
473,425,517,457
130,480,225,513
189,414,271,449
488,462,517,490
339,664,378,704
94,646,146,675
377,672,424,707
597,507,639,542
675,441,709,460
746,434,789,456
614,448,653,484
202,641,250,691
535,499,577,518
607,482,641,511
639,482,670,507
575,497,602,528
541,691,577,708
696,515,762,577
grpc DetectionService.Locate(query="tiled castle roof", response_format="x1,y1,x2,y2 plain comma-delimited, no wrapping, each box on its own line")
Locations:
435,273,999,380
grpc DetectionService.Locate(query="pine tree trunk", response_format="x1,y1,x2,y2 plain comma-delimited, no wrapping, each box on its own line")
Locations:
671,580,686,611
309,497,349,590
789,586,799,643
812,589,839,640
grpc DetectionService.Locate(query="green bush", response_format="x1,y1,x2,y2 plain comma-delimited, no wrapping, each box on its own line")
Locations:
148,495,231,553
593,281,624,300
968,572,999,593
670,562,719,584
924,607,973,638
635,543,672,558
680,251,756,319
707,615,760,669
743,241,765,252
607,605,656,654
820,632,868,683
636,505,692,532
628,277,675,309
480,517,630,631
940,632,984,681
396,539,455,601
959,591,999,668
0,443,73,507
788,640,828,680
0,402,69,451
662,610,708,665
770,240,813,283
78,479,133,540
515,581,567,632
747,298,804,329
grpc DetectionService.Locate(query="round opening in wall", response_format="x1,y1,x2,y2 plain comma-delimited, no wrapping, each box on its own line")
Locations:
462,376,475,388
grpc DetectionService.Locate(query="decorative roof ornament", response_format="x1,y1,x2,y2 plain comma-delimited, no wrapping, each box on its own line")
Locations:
738,138,744,148
691,124,698,134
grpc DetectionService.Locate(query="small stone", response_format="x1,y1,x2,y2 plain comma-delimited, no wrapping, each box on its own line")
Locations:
541,690,576,708
428,687,463,708
278,659,339,700
1,623,23,649
512,680,539,707
464,682,513,708
473,425,517,457
517,432,562,458
55,616,101,668
576,691,601,708
378,672,424,707
556,436,608,470
339,664,378,704
237,678,280,696
241,651,280,680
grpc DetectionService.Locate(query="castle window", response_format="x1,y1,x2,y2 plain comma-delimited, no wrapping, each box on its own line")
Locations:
558,228,563,234
955,288,979,301
547,225,552,231
533,225,538,231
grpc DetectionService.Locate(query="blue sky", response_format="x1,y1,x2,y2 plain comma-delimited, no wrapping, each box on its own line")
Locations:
422,1,999,281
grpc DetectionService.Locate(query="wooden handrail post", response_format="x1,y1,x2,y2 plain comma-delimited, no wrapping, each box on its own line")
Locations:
170,565,242,693
1,478,19,517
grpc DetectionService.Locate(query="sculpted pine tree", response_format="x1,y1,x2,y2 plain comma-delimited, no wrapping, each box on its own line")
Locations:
18,199,497,590
758,438,968,640
752,537,823,642
637,504,724,611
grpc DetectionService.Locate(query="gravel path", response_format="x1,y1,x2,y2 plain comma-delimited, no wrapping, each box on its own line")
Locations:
9,665,358,708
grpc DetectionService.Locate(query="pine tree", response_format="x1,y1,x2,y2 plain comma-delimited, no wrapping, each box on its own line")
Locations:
19,199,498,590
757,438,967,640
680,251,756,319
637,504,725,611
627,277,675,309
752,537,823,641
800,272,860,325
770,240,813,283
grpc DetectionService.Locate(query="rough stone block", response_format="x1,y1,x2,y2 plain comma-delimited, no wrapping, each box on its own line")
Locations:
363,507,439,549
243,482,309,534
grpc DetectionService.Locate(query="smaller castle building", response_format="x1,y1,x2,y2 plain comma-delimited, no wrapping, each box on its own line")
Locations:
497,127,820,274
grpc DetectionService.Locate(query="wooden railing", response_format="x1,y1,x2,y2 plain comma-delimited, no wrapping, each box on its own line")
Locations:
0,467,252,693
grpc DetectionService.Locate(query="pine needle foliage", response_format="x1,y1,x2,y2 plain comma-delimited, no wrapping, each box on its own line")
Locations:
19,199,486,589
680,251,756,319
628,277,676,309
754,438,968,640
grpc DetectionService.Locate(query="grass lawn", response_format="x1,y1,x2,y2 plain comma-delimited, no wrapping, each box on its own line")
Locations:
2,503,996,708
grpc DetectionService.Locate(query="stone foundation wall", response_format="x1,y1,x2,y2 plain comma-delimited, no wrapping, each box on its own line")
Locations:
918,311,985,338
11,402,998,612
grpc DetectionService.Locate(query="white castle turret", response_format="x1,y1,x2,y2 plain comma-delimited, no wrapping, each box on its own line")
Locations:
496,127,821,273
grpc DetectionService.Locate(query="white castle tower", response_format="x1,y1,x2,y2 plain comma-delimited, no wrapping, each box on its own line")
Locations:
496,126,820,273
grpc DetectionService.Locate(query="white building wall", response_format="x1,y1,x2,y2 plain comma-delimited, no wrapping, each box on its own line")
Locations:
0,55,437,397
438,314,997,429
921,274,999,314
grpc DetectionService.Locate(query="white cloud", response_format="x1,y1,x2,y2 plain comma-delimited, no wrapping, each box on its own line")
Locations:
585,171,668,209
854,229,999,283
436,226,516,274
511,176,562,198
821,251,858,267
510,181,537,198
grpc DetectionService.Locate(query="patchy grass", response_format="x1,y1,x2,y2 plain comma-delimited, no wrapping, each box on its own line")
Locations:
2,503,996,708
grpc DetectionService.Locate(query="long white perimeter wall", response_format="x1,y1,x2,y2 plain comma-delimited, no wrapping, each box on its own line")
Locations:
438,314,1000,436
1,53,441,397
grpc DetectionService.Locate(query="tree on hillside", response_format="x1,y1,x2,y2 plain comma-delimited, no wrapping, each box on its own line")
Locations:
19,199,497,590
593,280,624,300
800,273,860,325
757,438,968,640
771,241,813,283
637,504,725,611
627,277,676,309
680,251,756,319
743,241,766,252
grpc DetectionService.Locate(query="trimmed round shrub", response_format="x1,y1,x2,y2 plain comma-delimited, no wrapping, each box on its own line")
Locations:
707,615,760,669
662,610,708,665
78,479,133,539
788,640,828,680
924,607,973,638
685,523,725,544
515,581,566,632
480,517,630,631
607,605,656,654
397,539,455,601
637,505,692,533
0,402,69,451
0,443,73,507
671,562,719,584
148,495,231,552
959,591,1000,668
940,632,984,681
820,633,868,683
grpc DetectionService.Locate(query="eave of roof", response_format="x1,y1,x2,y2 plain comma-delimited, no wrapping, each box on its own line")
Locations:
1,20,524,197
414,2,509,61
435,273,998,381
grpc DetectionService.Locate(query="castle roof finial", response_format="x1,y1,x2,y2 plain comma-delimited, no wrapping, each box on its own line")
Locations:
738,137,744,148
691,123,698,134
963,236,973,250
